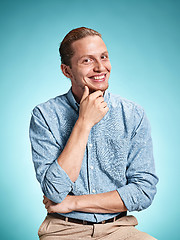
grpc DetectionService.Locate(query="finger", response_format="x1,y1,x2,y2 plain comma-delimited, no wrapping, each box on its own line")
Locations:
43,196,48,204
101,101,107,108
89,90,103,100
80,86,89,103
47,204,56,213
43,195,48,201
47,206,53,213
104,106,109,113
45,201,51,209
43,198,48,205
95,96,104,104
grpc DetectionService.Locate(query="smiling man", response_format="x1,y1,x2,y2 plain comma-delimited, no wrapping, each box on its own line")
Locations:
29,27,158,240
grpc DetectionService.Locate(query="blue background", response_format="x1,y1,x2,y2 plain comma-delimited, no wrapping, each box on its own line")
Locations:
1,0,179,239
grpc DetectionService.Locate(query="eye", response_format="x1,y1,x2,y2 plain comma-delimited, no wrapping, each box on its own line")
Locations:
101,54,108,60
83,59,90,63
82,58,93,64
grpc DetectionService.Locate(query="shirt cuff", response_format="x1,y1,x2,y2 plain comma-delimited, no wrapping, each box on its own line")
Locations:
44,160,74,203
117,184,140,212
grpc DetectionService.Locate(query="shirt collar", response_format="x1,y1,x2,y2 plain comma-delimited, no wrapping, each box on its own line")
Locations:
66,88,79,112
66,87,110,112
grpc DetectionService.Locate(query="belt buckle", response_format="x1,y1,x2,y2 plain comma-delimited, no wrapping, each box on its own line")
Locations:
101,220,106,224
83,220,88,225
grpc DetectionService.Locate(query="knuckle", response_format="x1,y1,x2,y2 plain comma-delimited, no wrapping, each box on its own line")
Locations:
97,102,102,109
88,95,93,101
99,97,104,102
94,99,99,106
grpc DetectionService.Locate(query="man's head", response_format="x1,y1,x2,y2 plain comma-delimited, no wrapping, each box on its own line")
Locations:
59,27,101,67
59,27,111,102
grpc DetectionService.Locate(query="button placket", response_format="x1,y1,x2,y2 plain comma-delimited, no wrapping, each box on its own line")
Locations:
89,143,93,148
88,141,96,194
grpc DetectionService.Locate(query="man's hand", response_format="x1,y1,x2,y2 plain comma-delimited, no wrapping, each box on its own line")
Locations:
43,195,74,214
79,86,109,129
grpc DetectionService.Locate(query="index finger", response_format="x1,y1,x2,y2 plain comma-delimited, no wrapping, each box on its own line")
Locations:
89,90,103,99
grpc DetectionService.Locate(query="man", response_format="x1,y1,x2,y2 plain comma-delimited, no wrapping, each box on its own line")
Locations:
29,27,158,240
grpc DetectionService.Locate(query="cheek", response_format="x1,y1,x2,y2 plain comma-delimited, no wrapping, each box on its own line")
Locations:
106,61,112,71
71,69,83,80
80,67,93,78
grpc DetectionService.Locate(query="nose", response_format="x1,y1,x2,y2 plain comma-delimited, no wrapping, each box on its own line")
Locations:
93,60,106,72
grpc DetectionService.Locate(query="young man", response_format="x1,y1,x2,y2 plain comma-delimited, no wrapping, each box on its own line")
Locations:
29,27,158,239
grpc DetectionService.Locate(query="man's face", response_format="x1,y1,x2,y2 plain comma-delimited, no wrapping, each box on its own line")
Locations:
66,36,111,101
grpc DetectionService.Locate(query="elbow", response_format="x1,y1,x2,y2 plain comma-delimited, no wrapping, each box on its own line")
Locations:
136,194,153,212
41,176,71,203
135,185,157,212
118,182,158,212
38,160,74,203
41,178,60,203
131,174,159,212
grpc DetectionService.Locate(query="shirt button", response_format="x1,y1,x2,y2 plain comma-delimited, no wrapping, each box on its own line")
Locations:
89,143,93,148
92,189,96,193
90,165,94,170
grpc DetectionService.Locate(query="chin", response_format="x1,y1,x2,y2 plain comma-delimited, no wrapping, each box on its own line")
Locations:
88,83,109,94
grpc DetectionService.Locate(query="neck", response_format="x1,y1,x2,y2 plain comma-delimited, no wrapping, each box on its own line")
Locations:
71,89,81,104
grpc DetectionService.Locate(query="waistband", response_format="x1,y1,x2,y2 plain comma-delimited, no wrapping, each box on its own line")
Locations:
48,211,127,225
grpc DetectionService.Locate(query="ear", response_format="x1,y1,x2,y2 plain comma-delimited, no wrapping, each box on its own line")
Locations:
61,64,72,79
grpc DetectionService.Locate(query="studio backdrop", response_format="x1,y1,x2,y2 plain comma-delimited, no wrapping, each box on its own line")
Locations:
0,0,179,239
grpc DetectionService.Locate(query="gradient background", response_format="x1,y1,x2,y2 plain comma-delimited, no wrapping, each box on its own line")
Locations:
1,0,179,239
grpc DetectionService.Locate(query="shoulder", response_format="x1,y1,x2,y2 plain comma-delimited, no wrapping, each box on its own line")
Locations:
108,91,145,120
32,93,68,118
108,92,150,138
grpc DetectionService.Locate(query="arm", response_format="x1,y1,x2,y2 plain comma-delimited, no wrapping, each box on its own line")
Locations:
43,190,127,214
29,86,109,203
57,86,109,182
117,106,159,212
29,106,74,203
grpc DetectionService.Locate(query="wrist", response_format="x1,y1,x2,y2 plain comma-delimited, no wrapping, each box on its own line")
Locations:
72,195,88,212
71,196,79,211
76,117,92,132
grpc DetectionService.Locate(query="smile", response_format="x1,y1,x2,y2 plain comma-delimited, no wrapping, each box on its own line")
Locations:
90,74,106,81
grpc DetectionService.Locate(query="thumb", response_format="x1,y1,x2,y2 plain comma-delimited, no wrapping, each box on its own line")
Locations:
80,86,89,103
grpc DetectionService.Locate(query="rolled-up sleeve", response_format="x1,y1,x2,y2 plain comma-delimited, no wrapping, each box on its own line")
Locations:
29,107,74,203
117,105,158,212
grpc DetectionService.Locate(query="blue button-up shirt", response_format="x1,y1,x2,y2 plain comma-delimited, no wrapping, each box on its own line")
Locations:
29,88,158,222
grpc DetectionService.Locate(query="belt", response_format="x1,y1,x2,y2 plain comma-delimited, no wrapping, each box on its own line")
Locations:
48,211,127,225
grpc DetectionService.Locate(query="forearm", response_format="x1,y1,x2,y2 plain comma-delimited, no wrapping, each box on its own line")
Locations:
57,118,91,182
73,190,127,213
44,190,127,214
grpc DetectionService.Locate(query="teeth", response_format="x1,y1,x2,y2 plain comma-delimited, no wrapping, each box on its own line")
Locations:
93,75,105,80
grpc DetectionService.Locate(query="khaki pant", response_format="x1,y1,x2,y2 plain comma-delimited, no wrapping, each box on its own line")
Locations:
38,215,157,240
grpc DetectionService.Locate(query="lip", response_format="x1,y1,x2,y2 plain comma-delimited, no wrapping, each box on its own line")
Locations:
89,73,107,82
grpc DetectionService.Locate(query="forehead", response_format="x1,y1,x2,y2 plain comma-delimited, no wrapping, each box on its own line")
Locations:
71,36,108,58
